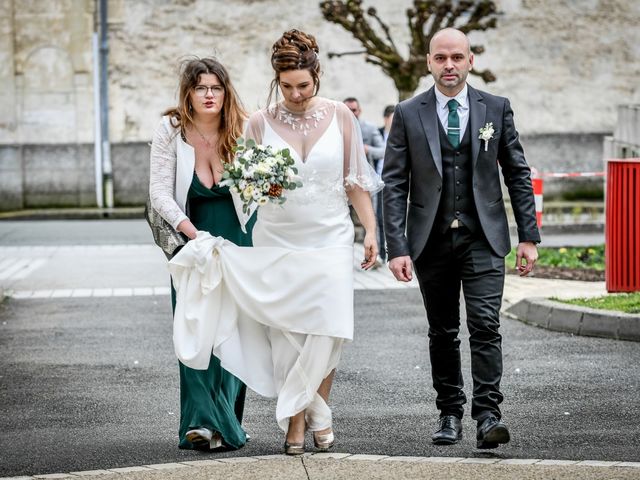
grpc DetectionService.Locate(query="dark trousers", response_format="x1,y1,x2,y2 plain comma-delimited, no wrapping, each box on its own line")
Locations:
373,191,386,261
414,226,505,422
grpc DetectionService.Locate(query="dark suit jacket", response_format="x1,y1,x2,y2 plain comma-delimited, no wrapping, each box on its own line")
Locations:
382,84,540,260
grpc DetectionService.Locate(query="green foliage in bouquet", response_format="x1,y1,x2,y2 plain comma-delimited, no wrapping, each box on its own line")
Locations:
221,138,303,214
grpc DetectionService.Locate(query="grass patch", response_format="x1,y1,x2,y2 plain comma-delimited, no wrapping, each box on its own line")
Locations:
506,245,604,270
554,292,640,314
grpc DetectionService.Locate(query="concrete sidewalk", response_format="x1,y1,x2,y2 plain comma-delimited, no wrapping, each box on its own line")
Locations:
3,453,639,480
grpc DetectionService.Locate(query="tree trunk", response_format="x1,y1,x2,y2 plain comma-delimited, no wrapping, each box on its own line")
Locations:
398,88,416,101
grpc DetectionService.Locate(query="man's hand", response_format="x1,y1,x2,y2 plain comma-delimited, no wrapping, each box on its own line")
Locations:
389,255,413,282
515,241,538,276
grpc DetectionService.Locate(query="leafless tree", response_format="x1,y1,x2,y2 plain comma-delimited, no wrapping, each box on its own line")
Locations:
320,0,499,100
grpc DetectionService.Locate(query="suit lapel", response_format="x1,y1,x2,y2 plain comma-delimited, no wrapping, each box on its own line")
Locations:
418,88,443,178
468,85,486,169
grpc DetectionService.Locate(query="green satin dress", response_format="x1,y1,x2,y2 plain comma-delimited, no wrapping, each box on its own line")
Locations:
172,173,255,450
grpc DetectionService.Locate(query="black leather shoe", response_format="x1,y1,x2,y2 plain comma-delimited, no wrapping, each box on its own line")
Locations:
476,416,510,449
431,415,463,445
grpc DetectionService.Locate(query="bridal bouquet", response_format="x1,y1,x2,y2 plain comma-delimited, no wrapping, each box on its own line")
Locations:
221,138,302,214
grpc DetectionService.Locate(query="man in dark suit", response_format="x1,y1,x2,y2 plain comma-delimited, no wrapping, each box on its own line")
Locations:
375,105,395,263
382,28,540,449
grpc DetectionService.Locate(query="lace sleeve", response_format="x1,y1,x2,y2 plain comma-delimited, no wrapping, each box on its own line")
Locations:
244,111,265,144
149,117,188,230
336,102,384,194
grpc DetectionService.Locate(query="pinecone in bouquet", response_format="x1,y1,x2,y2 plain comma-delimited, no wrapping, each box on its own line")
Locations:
268,184,284,198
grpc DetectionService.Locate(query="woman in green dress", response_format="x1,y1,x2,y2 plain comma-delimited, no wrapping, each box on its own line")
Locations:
149,57,254,450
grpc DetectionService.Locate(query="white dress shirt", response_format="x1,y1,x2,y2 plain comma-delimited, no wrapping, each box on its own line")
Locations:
434,84,469,139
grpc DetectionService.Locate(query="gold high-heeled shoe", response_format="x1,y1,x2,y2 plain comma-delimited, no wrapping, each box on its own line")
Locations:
284,440,305,455
313,430,334,451
186,427,222,450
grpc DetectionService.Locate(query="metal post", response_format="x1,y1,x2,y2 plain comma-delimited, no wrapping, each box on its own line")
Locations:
99,0,113,208
92,32,104,208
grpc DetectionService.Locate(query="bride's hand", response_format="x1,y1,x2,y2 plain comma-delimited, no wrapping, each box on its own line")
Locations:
361,230,379,270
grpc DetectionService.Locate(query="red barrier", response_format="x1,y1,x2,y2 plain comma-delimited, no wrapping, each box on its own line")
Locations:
529,169,604,229
532,178,543,227
605,158,640,293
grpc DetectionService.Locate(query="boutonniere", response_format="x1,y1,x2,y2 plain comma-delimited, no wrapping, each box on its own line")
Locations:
478,122,495,152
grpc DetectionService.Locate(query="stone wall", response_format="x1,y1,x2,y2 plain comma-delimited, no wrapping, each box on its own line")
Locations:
0,142,149,210
1,0,639,210
104,0,640,142
0,0,94,145
604,104,640,159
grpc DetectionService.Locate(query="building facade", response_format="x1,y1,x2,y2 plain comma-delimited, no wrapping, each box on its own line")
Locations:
1,0,639,210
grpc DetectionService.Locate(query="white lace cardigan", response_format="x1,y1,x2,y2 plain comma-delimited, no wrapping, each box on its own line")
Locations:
149,116,252,233
148,116,194,229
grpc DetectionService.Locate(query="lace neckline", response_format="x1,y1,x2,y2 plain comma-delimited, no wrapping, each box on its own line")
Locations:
268,100,331,136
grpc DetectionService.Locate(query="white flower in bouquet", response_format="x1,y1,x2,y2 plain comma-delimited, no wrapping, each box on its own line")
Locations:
221,137,302,214
242,184,254,201
255,162,271,174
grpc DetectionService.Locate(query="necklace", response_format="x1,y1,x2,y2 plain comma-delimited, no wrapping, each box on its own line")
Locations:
272,102,328,136
192,123,218,148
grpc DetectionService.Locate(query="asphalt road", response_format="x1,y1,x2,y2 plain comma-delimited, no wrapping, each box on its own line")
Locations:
1,289,639,477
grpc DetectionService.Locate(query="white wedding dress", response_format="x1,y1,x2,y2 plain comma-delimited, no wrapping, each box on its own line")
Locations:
170,98,382,433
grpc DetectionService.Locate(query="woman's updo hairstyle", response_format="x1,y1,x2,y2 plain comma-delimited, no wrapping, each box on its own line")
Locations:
267,29,321,108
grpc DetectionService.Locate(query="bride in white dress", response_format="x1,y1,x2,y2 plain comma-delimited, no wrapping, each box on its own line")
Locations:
245,29,382,454
170,29,382,456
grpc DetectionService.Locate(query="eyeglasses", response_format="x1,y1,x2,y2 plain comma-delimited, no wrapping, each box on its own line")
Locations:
193,85,225,97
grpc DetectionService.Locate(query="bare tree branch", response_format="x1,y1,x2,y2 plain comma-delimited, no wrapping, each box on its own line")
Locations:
320,0,500,100
366,6,398,53
327,50,368,59
470,67,496,83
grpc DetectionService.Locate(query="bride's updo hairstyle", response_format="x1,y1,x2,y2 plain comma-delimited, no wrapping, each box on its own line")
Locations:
267,29,321,108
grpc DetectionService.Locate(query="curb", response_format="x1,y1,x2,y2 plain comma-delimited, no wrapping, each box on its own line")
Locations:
2,453,639,479
0,208,144,221
505,297,640,342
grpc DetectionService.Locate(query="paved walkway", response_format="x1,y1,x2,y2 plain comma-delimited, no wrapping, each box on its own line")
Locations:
3,453,638,480
3,240,629,480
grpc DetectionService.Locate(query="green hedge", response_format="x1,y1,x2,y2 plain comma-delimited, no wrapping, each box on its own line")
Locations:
506,245,604,270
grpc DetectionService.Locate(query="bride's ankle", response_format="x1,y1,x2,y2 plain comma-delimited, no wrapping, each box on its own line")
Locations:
314,427,332,436
286,418,306,443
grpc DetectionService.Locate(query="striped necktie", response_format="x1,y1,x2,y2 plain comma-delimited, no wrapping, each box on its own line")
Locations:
447,99,460,147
